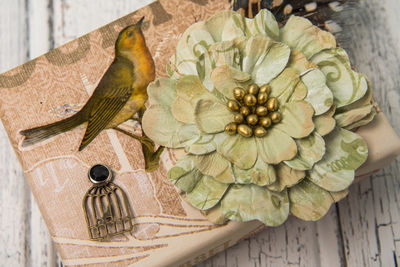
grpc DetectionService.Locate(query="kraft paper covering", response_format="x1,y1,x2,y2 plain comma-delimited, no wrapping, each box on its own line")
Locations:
0,0,398,266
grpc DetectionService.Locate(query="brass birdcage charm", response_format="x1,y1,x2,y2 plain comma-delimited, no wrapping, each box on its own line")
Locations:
82,164,133,241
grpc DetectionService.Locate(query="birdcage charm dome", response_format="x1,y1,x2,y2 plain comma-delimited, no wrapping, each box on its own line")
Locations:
82,164,133,241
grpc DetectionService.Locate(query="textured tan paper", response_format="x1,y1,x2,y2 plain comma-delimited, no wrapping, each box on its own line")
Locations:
0,0,399,266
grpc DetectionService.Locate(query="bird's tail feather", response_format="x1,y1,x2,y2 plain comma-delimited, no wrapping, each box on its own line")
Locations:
20,113,84,147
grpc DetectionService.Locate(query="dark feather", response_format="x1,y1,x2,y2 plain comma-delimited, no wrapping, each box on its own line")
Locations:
231,0,361,48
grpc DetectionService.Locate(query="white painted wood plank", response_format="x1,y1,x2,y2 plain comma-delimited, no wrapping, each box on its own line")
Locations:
336,0,400,266
0,0,31,266
52,0,155,46
27,1,61,266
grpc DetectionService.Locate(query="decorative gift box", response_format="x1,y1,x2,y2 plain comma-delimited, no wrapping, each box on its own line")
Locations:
0,0,399,266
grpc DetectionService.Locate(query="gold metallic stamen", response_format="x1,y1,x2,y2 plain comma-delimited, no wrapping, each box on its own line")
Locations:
256,106,268,117
259,84,271,95
257,92,268,105
267,97,278,111
259,117,272,128
233,87,246,101
240,106,251,117
234,113,244,124
254,126,267,137
248,84,259,95
269,112,281,123
225,122,238,135
244,94,257,106
237,124,253,137
246,114,258,125
227,100,240,112
225,83,280,138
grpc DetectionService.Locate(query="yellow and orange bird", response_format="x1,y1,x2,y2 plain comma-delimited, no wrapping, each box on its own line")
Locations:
21,17,156,153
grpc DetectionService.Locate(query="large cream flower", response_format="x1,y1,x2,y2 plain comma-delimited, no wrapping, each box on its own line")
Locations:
142,10,375,226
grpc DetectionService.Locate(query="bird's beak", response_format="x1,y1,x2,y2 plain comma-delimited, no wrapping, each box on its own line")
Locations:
137,16,145,28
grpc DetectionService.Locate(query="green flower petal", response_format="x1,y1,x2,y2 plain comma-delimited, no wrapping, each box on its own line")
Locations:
175,169,203,193
221,184,289,226
250,39,291,85
301,69,333,115
311,48,368,108
344,109,376,130
308,128,368,191
335,105,373,128
233,157,276,186
203,204,227,225
186,175,229,210
280,16,336,59
269,68,300,104
172,97,195,123
267,163,305,192
195,98,234,133
167,155,202,192
285,132,326,170
147,78,177,107
143,79,200,148
288,81,308,102
173,22,216,90
194,152,235,183
289,179,334,221
287,50,318,73
313,104,336,136
167,154,195,181
209,40,241,69
335,85,376,130
185,134,217,155
330,189,349,202
211,65,252,99
245,9,280,41
275,101,315,139
215,133,258,169
172,75,210,123
205,11,246,42
256,128,297,164
176,75,209,103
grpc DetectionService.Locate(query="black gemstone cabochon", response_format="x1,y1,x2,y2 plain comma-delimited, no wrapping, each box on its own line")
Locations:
89,164,110,182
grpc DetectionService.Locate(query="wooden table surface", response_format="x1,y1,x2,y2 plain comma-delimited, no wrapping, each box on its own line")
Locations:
0,0,399,266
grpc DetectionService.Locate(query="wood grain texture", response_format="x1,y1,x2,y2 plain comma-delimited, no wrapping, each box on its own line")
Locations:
0,0,399,266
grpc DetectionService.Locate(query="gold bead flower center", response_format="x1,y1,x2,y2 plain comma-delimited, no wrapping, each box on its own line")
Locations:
225,84,281,138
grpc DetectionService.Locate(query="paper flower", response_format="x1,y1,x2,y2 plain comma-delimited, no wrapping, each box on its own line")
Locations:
142,10,375,226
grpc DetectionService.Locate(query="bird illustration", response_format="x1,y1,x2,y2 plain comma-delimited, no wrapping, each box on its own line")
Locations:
20,17,163,171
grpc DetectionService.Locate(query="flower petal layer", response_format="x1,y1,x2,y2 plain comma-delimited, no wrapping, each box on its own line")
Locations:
301,69,333,115
186,175,229,210
233,157,276,186
245,9,280,41
313,104,336,136
185,134,217,155
311,48,368,108
289,179,334,221
280,16,336,59
143,79,200,148
267,163,305,192
269,68,300,104
221,184,289,226
287,49,318,73
194,152,235,183
285,132,326,170
275,101,315,139
308,128,368,191
195,98,234,133
215,133,258,169
256,128,297,164
211,65,252,99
